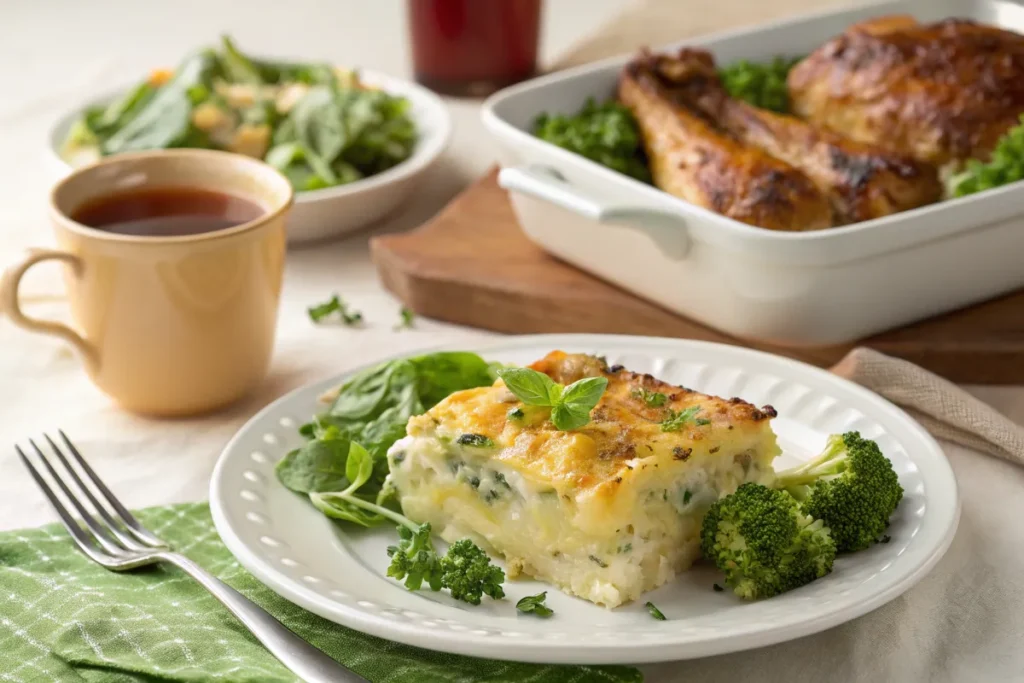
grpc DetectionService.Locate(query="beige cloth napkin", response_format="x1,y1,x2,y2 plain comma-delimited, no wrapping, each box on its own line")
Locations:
832,348,1024,462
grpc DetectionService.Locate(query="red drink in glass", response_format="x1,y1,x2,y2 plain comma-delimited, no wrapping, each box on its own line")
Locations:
408,0,542,97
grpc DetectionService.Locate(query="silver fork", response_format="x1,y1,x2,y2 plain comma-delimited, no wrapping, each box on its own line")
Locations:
17,431,367,683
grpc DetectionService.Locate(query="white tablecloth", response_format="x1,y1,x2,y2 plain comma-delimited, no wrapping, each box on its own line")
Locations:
4,2,1024,682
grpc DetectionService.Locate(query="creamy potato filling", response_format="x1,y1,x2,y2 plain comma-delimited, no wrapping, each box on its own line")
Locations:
387,435,771,607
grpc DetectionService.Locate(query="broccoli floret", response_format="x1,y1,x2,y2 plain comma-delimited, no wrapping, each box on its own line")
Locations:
386,523,443,592
440,539,506,605
775,431,903,553
700,482,836,600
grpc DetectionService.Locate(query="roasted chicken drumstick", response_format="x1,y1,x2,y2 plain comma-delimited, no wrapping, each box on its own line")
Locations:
619,51,833,232
653,49,941,224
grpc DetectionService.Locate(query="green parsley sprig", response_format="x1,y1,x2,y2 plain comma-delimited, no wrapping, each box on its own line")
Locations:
497,367,607,431
949,114,1024,197
660,406,701,432
719,56,803,113
532,99,651,183
308,294,363,325
395,306,415,330
631,388,667,407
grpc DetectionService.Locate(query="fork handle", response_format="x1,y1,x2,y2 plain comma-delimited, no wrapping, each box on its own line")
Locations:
159,552,369,682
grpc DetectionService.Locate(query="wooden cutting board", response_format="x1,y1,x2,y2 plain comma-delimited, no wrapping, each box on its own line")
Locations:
371,168,1024,384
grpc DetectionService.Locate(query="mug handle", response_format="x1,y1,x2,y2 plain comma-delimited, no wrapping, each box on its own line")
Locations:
1,249,97,368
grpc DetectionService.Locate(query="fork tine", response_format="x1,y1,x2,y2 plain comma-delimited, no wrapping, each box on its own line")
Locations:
16,445,112,566
28,439,126,557
58,430,165,548
42,434,153,552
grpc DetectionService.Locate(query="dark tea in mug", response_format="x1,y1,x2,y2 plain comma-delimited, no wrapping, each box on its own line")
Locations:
72,187,264,237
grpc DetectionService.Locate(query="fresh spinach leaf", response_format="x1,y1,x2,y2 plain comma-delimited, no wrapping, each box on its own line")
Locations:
219,35,263,85
91,82,157,140
306,443,389,527
275,434,350,493
284,352,496,497
252,58,336,85
310,491,386,527
408,352,494,408
344,441,375,487
267,143,330,192
330,360,420,422
103,50,218,155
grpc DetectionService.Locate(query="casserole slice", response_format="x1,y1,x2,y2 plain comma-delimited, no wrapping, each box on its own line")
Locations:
387,351,780,607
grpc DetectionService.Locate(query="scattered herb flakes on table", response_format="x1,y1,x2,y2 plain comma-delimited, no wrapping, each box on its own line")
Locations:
307,294,363,325
61,35,417,193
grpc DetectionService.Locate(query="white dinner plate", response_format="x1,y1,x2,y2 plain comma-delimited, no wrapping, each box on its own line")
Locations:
209,334,959,664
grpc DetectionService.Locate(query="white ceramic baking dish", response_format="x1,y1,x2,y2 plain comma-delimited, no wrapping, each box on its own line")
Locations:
482,0,1024,347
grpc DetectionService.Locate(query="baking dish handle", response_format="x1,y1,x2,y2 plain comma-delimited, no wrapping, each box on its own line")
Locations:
498,165,690,260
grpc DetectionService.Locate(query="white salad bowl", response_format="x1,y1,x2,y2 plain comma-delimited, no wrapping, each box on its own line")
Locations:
47,69,451,244
482,0,1024,347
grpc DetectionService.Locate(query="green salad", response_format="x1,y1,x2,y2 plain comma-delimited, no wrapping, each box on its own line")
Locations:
61,36,418,192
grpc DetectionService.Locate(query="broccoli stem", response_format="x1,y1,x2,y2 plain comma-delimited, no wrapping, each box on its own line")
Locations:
774,436,847,483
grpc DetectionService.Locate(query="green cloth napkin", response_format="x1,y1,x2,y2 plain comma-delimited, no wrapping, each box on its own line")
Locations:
0,503,642,683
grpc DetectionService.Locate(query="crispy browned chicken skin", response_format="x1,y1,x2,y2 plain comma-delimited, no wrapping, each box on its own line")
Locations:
789,16,1024,166
655,49,941,225
619,51,833,231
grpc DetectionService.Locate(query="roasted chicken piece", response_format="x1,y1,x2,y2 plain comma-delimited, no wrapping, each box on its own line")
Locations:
789,16,1024,166
654,49,941,224
619,51,833,232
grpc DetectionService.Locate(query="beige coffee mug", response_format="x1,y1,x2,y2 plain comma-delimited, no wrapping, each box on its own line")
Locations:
0,149,292,416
